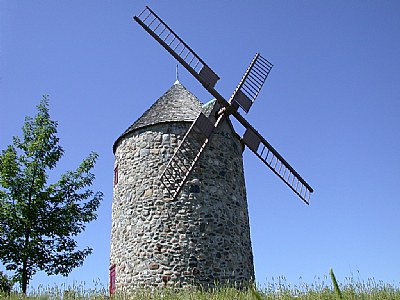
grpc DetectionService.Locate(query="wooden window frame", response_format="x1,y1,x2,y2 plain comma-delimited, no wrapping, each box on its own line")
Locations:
113,165,118,186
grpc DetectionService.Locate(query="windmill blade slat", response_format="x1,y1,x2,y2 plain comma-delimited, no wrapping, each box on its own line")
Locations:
134,6,220,88
257,55,274,70
242,127,313,204
243,81,258,93
251,64,268,80
248,70,264,85
229,53,273,113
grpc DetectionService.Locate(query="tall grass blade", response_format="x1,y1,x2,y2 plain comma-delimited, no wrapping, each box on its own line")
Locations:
330,268,343,299
250,284,263,300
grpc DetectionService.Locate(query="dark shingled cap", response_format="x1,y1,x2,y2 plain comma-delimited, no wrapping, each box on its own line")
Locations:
113,82,204,153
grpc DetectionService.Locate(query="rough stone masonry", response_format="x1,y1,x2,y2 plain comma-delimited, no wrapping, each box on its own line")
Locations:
110,82,254,292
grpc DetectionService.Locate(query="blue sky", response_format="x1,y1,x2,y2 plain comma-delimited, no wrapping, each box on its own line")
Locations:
1,0,400,292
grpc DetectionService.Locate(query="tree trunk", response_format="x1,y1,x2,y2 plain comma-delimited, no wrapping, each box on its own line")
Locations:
21,224,31,294
21,259,28,294
21,164,35,295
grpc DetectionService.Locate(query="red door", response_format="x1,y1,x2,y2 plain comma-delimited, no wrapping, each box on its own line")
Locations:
109,264,116,295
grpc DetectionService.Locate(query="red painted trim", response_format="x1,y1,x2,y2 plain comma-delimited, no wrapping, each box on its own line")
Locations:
109,264,116,295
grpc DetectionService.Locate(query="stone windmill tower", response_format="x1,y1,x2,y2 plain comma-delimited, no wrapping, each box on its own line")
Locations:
109,6,313,294
110,81,254,291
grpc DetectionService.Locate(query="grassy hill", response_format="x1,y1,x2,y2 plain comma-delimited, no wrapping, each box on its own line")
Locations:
1,273,400,299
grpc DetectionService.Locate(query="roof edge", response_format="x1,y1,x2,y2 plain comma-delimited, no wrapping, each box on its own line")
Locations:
113,120,194,154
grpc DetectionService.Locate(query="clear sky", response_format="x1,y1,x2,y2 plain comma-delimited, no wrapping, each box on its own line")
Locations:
1,0,400,292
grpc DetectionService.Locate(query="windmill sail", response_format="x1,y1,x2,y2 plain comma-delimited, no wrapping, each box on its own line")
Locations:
229,53,273,113
242,127,313,204
159,112,223,199
134,6,219,89
135,6,313,204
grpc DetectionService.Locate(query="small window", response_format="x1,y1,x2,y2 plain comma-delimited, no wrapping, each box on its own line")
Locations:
114,165,118,186
109,264,116,295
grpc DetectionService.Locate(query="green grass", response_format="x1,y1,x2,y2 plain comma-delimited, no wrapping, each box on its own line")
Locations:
1,274,400,300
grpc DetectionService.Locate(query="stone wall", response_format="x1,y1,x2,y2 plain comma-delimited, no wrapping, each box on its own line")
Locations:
110,118,254,291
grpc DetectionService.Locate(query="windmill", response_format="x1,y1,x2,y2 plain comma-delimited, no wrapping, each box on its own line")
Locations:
134,6,313,204
108,7,315,292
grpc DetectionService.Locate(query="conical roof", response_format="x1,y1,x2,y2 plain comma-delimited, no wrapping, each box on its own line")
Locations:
113,82,203,152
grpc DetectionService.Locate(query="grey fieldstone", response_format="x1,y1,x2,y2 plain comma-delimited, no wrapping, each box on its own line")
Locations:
110,83,254,292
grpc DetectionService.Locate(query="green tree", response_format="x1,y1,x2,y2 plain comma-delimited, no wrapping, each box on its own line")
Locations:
0,271,13,294
0,96,103,294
